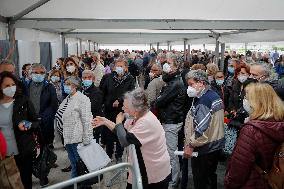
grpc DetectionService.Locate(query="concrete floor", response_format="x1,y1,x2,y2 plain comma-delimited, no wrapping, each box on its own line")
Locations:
32,142,226,189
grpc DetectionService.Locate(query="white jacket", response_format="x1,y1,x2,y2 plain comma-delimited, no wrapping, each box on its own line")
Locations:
61,91,93,145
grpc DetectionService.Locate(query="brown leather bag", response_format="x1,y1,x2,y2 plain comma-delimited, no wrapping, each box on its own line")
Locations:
255,143,284,189
0,154,25,189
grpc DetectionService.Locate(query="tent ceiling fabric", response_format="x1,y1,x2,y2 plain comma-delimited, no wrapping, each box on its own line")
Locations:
1,0,284,44
3,0,284,20
0,0,39,17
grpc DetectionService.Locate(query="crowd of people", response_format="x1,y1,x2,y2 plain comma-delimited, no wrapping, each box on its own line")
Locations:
0,48,283,189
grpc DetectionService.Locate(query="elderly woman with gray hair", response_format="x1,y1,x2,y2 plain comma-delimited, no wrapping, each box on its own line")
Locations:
55,76,93,178
92,88,171,189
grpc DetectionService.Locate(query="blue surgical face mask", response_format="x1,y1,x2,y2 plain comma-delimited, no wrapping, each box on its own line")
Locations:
228,67,235,74
82,80,93,88
216,79,224,86
32,74,45,83
64,85,72,95
51,76,60,83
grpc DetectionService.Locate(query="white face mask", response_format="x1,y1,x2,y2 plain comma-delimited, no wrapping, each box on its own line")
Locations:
67,65,76,73
187,86,198,97
243,99,251,113
149,72,155,78
115,67,124,75
162,63,172,73
2,86,16,98
238,75,248,83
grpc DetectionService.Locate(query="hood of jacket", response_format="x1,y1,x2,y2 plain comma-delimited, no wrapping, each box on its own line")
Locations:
247,120,284,143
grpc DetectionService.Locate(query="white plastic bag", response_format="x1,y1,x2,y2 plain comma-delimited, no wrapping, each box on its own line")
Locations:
77,139,111,172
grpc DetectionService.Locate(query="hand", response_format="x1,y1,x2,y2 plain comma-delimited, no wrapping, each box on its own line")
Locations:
224,111,229,116
116,112,124,124
92,116,109,128
92,116,116,130
18,122,27,131
113,100,119,108
183,145,194,159
230,110,237,117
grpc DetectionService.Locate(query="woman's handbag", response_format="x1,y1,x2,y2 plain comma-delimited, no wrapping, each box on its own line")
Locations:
32,145,57,179
77,139,111,172
0,155,25,189
223,124,238,155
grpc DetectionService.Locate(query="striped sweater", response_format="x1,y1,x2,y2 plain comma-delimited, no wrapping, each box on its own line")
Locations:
59,91,93,145
184,87,225,155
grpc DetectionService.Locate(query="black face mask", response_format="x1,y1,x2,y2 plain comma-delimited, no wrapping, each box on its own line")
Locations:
162,72,177,82
243,78,258,88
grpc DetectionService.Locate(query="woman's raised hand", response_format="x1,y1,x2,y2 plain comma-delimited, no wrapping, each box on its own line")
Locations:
116,112,124,124
92,116,108,128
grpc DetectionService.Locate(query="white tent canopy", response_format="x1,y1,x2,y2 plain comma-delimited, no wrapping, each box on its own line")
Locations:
1,0,284,45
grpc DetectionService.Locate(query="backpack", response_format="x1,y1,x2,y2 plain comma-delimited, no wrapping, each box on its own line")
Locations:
255,143,284,189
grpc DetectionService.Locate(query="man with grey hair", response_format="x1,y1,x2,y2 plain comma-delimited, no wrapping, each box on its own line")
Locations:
183,69,224,189
249,62,284,100
0,59,16,74
26,63,58,187
81,70,104,142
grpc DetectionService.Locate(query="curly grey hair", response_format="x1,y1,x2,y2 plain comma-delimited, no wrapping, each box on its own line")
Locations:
124,87,149,114
185,69,209,84
65,76,81,89
251,62,278,81
82,70,95,78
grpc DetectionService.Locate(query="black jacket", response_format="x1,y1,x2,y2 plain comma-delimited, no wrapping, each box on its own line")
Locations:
82,84,104,117
26,80,58,143
99,72,135,121
155,73,186,124
12,95,40,157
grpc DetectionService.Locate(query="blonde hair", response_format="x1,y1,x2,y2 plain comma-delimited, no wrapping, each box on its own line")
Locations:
206,63,219,76
245,83,284,121
191,64,206,71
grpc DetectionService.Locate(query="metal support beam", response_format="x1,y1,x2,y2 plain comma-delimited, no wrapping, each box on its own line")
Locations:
11,0,51,22
0,15,8,23
149,44,152,50
76,40,79,56
93,42,96,51
220,43,225,71
187,44,191,62
15,19,284,30
7,22,15,60
170,45,172,51
244,43,248,54
203,44,206,51
184,39,187,61
167,41,170,51
79,39,82,55
214,39,220,64
88,40,91,51
157,43,160,51
61,33,66,58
